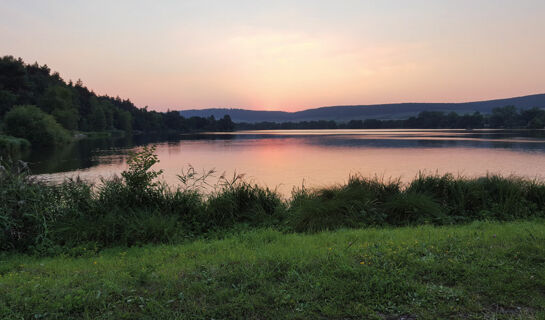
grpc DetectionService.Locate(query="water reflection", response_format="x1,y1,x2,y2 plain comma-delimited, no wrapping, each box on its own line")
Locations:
181,130,545,152
24,133,185,173
29,129,545,195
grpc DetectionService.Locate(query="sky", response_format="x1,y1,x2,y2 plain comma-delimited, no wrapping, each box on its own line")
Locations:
1,0,545,112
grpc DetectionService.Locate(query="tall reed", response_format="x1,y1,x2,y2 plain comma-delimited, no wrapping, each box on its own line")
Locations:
1,149,544,254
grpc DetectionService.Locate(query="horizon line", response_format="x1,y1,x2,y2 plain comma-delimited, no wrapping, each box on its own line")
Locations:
177,92,545,113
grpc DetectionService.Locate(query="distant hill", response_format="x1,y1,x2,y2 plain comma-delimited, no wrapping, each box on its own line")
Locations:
180,93,545,123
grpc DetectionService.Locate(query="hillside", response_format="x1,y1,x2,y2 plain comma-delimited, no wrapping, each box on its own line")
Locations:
0,56,236,152
180,93,545,123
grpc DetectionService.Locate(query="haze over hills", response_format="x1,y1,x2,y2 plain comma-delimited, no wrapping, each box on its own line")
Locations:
180,93,545,123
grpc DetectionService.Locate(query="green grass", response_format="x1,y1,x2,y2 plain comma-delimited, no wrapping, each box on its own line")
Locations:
0,134,30,156
287,173,545,233
75,130,126,139
2,149,545,254
1,221,544,319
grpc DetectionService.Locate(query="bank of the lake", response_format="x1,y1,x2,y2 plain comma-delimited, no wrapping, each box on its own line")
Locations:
3,145,545,255
1,221,544,319
25,129,545,196
0,135,30,157
2,148,545,318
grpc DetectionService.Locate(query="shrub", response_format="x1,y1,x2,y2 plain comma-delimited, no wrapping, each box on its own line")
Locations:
2,148,545,255
407,173,477,221
473,175,539,220
53,207,185,247
202,173,285,232
0,135,30,156
407,173,545,221
3,105,71,147
0,160,91,253
382,192,444,225
286,176,400,232
121,145,163,202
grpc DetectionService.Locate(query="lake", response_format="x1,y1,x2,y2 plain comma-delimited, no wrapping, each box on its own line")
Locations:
27,129,545,196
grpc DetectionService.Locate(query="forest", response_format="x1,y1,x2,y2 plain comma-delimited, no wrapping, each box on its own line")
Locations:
0,56,234,148
236,107,545,130
2,55,544,151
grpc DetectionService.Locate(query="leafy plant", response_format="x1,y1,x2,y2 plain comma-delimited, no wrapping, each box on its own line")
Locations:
121,145,163,198
3,105,71,147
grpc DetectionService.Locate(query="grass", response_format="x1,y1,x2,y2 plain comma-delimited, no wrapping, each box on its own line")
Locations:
1,221,544,319
2,147,545,254
2,148,545,318
287,173,545,232
0,134,30,157
75,130,126,139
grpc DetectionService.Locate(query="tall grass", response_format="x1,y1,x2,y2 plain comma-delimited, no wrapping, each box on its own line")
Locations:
0,135,30,157
287,175,400,232
407,173,545,221
1,148,545,254
204,173,285,232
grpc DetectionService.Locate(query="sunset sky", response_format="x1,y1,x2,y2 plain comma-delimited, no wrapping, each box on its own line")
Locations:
1,0,544,112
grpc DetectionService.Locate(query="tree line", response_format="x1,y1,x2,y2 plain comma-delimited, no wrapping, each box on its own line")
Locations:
2,55,543,149
0,56,234,147
236,107,545,130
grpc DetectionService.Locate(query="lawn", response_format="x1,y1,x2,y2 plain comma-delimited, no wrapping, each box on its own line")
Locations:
1,221,544,319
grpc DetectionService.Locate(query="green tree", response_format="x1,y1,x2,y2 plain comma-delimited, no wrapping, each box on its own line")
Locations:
0,89,16,117
0,56,28,94
99,99,115,129
217,115,235,131
3,105,71,147
39,85,79,130
114,109,133,132
489,106,519,128
88,96,107,131
520,107,545,128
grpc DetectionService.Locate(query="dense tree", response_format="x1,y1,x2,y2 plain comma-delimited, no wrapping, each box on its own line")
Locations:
217,115,235,131
362,119,382,129
114,109,133,132
164,111,185,130
0,56,27,94
0,56,235,139
88,96,107,131
519,107,545,129
237,108,542,130
0,90,16,117
489,106,519,128
40,85,80,130
1,55,542,139
3,105,71,147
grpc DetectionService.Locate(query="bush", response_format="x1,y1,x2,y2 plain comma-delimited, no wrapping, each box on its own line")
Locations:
56,146,203,247
0,135,30,156
3,105,71,147
382,192,444,225
2,147,545,255
287,176,400,232
0,160,91,253
202,173,285,231
406,173,545,222
121,145,163,196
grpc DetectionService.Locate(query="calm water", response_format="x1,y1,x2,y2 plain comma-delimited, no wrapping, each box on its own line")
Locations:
27,129,545,196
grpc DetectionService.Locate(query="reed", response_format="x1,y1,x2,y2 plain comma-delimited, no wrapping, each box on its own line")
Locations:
1,148,545,254
0,135,30,156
